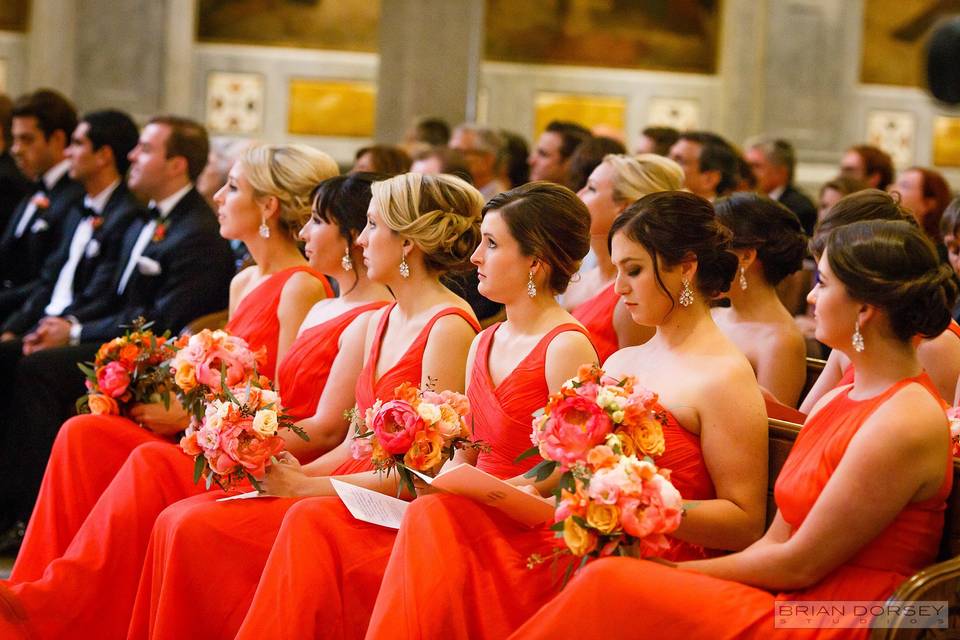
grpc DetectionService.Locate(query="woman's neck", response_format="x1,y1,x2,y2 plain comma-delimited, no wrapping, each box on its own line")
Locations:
847,337,922,398
727,277,789,321
503,293,563,335
654,301,715,350
389,270,454,318
245,235,307,276
331,263,391,304
590,233,617,281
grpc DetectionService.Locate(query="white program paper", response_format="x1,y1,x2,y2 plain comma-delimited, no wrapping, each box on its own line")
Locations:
428,464,556,527
331,478,409,529
216,490,271,502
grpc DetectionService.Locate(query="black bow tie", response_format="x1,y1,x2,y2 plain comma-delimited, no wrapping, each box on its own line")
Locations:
144,205,163,222
81,206,101,219
31,180,46,195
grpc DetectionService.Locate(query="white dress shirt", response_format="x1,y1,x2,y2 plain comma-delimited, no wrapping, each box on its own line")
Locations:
116,183,191,296
45,180,120,316
14,159,71,238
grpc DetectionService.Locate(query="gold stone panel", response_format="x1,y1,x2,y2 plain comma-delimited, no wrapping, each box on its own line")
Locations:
287,80,376,138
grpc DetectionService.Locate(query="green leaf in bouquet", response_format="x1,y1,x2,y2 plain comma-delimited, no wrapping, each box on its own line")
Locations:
244,470,263,493
205,471,214,491
287,421,310,442
571,515,589,530
160,389,171,411
75,395,90,414
76,361,97,380
558,471,576,494
193,455,206,484
513,445,541,464
523,458,557,482
549,520,565,532
396,465,416,499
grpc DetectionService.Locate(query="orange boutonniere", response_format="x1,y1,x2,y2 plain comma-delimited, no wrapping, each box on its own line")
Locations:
152,221,167,243
31,193,50,210
91,216,104,231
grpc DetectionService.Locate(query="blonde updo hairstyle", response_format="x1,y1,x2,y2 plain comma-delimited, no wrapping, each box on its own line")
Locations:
604,153,684,203
371,172,483,273
239,143,340,241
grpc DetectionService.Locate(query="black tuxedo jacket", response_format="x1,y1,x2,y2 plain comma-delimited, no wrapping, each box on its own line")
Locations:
778,185,817,237
0,171,84,313
1,183,143,335
79,187,235,343
0,152,30,234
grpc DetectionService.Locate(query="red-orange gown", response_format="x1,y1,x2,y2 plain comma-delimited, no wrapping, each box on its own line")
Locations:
0,299,370,640
571,281,619,363
9,266,328,583
508,373,952,640
127,305,481,640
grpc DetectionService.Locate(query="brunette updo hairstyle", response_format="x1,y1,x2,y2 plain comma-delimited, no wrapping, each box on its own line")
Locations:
714,193,806,285
826,220,957,341
371,172,483,273
313,172,388,243
483,181,591,294
811,189,914,257
609,191,738,308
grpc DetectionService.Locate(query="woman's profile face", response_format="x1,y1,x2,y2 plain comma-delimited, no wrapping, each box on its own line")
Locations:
577,162,623,236
807,250,859,353
357,202,403,283
610,231,682,327
299,210,347,274
470,210,530,304
213,161,261,241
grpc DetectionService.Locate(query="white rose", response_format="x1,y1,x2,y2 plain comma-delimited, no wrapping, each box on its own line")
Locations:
252,409,279,437
416,402,442,424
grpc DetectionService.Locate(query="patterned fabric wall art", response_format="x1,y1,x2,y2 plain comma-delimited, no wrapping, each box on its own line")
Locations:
205,72,265,135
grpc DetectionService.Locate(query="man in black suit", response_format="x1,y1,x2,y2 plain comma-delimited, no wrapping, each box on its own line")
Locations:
0,93,30,233
0,110,142,341
745,137,817,236
0,116,236,546
0,89,84,318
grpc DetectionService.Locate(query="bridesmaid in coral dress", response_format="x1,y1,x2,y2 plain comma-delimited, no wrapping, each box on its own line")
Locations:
564,154,684,361
802,189,960,412
128,173,486,640
136,183,597,640
365,191,770,640
511,219,955,640
0,172,392,640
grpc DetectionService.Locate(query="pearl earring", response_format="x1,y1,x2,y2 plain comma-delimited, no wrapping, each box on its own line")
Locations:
527,272,537,298
679,278,694,307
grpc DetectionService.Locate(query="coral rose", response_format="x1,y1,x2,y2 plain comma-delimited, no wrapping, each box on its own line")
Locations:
234,434,285,477
88,393,120,415
371,400,424,455
179,431,201,456
537,395,612,467
97,361,131,398
403,430,445,473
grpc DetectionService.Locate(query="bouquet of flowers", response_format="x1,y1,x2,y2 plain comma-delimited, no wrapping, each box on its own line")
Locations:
169,329,266,420
76,318,177,417
948,406,960,458
520,365,684,579
349,381,482,495
179,381,307,491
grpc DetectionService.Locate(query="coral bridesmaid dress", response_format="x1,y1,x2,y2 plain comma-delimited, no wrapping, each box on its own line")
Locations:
571,282,619,363
0,299,369,640
128,305,480,640
10,266,328,582
509,374,951,640
228,321,588,640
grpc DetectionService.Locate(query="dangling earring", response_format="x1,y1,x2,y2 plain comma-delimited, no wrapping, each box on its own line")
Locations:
852,319,865,353
679,278,694,307
527,272,537,298
258,219,270,239
739,265,748,291
341,247,353,271
399,255,410,279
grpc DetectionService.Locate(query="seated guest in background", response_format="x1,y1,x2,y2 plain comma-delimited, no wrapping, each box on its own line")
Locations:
941,196,960,322
351,144,411,175
401,115,450,153
511,219,955,640
636,125,679,156
409,145,472,183
498,129,530,188
801,189,960,412
527,120,590,188
0,110,141,343
888,166,952,262
0,89,84,319
566,135,626,192
817,174,868,223
563,154,684,361
713,193,808,408
0,94,29,233
449,123,509,199
0,115,236,549
669,130,739,201
734,152,757,192
840,143,894,190
745,136,817,235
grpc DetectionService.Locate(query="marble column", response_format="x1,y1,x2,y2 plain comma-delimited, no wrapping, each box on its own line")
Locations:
375,0,485,144
26,0,78,97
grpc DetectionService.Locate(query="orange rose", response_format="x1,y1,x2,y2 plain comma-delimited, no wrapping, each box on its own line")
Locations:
403,429,445,473
88,394,120,415
586,502,621,534
394,381,419,406
174,362,197,392
563,517,598,556
626,418,665,458
118,343,140,366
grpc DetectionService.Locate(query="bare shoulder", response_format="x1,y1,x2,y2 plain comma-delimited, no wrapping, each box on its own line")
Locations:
863,382,948,445
230,265,256,293
281,270,329,300
601,345,641,374
428,312,480,344
545,328,599,367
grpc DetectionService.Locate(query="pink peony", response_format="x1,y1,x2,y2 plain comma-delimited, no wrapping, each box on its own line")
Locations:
97,361,131,398
351,436,374,461
538,395,612,467
371,400,424,455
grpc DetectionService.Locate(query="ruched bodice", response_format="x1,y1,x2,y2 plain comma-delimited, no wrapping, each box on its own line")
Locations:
470,323,594,479
225,266,332,380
